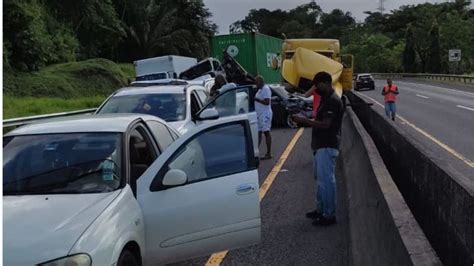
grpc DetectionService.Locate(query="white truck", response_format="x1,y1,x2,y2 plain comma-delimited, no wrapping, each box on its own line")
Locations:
134,56,197,81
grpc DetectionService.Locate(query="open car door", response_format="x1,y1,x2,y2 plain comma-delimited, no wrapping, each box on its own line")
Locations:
137,115,261,265
195,85,259,157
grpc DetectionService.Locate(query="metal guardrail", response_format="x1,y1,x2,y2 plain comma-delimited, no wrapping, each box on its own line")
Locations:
370,73,474,84
3,108,97,128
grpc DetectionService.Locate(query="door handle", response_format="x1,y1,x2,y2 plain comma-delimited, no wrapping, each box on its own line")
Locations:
236,184,256,195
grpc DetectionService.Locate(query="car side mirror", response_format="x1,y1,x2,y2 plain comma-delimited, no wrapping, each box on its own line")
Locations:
198,108,219,120
162,169,187,186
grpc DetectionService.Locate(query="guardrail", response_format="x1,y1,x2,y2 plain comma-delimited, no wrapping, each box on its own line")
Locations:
3,108,97,129
369,73,474,84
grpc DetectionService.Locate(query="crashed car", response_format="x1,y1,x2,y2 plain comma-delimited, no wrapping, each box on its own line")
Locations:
269,85,313,128
3,114,261,266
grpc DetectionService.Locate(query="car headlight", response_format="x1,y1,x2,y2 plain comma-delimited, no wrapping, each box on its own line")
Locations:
38,254,91,266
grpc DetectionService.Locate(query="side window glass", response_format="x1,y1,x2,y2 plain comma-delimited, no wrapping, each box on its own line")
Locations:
166,123,249,183
205,88,250,117
129,127,156,182
191,94,201,116
212,60,220,70
196,90,208,104
146,121,174,150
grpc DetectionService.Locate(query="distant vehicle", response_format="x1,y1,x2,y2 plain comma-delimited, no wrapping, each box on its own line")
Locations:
96,81,259,156
134,56,197,81
269,85,313,128
3,114,261,266
354,73,375,91
178,58,223,80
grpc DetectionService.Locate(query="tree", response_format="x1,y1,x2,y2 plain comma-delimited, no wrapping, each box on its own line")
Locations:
403,26,417,72
318,9,356,40
427,22,441,73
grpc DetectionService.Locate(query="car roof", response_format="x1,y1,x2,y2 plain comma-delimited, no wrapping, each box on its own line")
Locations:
5,114,165,136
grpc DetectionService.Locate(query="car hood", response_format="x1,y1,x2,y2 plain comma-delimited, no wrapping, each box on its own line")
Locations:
169,120,190,134
3,190,121,265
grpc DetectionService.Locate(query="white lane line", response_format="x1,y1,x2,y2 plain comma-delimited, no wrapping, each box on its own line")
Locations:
416,94,429,99
456,105,474,112
354,91,474,168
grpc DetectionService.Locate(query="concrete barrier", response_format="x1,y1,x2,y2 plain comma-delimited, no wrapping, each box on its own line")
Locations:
341,105,440,265
346,92,474,266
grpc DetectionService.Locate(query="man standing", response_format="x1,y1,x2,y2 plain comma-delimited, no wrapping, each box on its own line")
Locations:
254,76,273,160
382,78,399,121
292,72,343,226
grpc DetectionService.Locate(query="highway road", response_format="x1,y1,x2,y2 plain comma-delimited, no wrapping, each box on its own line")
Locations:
173,128,350,266
354,79,474,179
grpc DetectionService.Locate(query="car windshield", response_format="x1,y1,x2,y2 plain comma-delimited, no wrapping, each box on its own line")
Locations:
136,73,168,81
3,133,122,195
99,93,186,122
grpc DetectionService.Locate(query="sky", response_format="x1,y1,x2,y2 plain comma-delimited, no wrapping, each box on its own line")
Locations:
203,0,449,34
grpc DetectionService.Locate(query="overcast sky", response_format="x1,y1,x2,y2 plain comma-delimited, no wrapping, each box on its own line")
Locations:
203,0,449,34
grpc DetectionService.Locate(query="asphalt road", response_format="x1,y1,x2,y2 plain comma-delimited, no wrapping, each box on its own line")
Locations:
172,128,350,266
354,79,474,179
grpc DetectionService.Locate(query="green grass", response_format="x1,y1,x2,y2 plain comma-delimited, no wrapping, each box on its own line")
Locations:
3,59,135,119
3,96,106,119
4,58,133,98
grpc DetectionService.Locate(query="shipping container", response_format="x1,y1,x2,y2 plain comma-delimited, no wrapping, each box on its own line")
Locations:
211,33,283,84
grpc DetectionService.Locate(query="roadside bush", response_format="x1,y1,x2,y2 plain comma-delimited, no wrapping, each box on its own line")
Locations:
4,59,132,98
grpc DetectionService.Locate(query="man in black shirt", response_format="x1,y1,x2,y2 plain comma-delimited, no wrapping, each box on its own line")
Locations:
292,72,343,226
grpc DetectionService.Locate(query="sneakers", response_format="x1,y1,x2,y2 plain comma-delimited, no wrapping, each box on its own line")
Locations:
312,216,337,226
305,210,322,219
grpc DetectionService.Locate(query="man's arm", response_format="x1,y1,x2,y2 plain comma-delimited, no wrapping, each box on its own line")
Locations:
393,87,400,94
255,98,270,105
381,87,386,95
292,116,332,129
305,86,316,98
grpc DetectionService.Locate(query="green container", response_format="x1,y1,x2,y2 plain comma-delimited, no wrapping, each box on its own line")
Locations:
211,33,283,84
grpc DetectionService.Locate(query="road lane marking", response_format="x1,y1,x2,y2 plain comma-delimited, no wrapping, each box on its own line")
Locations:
355,92,474,168
416,94,430,99
457,105,474,112
205,128,305,266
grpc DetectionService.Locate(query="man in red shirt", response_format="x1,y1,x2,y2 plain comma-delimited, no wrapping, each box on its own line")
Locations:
381,78,399,121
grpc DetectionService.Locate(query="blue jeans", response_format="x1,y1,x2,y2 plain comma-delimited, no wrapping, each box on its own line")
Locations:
385,102,396,118
313,148,339,218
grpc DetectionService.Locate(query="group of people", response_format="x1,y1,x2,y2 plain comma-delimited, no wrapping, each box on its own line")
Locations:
213,72,400,227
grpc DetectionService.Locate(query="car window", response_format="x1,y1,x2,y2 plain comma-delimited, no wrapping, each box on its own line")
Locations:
3,133,123,195
166,123,249,183
146,121,175,150
212,60,220,70
196,90,209,104
98,93,186,122
191,93,201,116
204,87,252,117
129,127,157,183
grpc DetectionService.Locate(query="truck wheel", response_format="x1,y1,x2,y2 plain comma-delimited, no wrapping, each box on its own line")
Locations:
286,114,298,129
118,249,139,266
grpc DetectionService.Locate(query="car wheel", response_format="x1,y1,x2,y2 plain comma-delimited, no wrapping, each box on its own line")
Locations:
286,114,298,128
118,249,139,266
371,86,375,90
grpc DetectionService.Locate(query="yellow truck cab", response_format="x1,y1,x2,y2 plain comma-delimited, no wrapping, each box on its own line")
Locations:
281,39,353,96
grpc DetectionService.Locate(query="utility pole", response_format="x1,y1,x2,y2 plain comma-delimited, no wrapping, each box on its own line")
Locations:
377,0,386,13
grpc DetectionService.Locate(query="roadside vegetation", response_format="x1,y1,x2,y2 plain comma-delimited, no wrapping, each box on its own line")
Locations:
3,0,473,118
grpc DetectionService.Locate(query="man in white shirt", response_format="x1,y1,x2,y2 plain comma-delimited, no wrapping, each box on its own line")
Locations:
254,76,273,159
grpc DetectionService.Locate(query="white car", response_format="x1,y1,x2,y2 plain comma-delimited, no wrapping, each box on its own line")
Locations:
3,113,261,266
96,80,259,156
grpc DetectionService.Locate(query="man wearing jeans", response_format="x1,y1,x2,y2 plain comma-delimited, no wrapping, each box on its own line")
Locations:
382,78,399,121
292,72,343,226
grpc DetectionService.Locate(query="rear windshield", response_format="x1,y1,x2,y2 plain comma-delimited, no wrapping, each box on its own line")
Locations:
4,133,122,195
359,75,373,80
98,93,186,122
136,73,168,81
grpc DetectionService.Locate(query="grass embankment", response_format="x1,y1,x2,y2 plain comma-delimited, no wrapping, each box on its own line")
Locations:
3,58,134,118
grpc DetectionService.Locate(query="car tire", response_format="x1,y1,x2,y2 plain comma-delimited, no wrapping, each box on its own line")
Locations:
370,86,375,90
118,249,140,266
286,114,298,129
